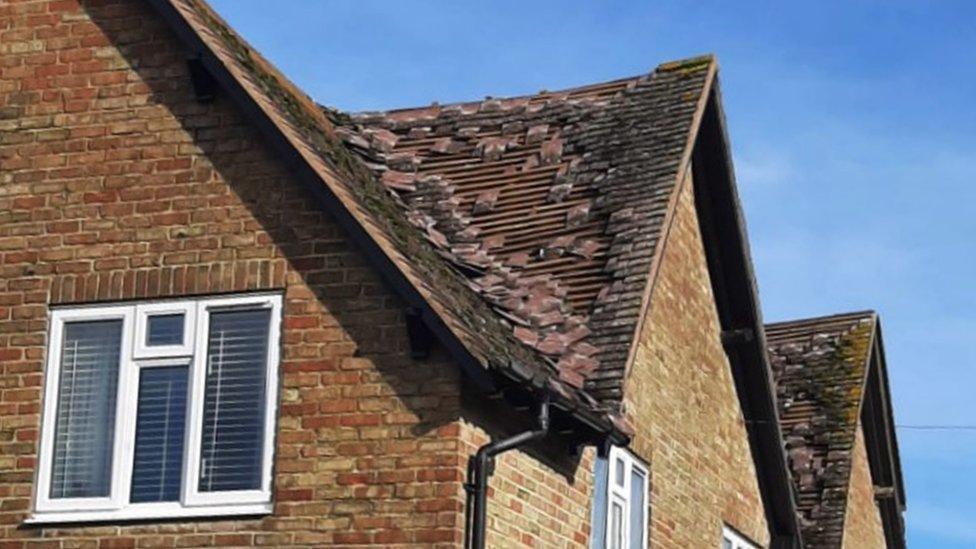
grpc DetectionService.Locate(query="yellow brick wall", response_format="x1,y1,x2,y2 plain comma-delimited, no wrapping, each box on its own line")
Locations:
459,400,596,548
841,426,886,548
623,168,769,548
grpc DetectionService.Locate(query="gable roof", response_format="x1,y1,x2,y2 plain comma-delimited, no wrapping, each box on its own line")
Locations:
767,311,906,548
333,60,713,403
147,0,635,443
149,0,718,428
144,0,802,544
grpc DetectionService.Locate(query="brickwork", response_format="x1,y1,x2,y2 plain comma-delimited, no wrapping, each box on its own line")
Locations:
841,427,886,548
623,169,769,548
0,1,820,548
0,0,467,546
459,401,597,549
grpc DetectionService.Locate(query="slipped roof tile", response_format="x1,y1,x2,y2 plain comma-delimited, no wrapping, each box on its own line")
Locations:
337,58,714,404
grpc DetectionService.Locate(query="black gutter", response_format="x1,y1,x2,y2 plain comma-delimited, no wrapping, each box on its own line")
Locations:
464,395,550,549
692,84,803,548
862,324,907,549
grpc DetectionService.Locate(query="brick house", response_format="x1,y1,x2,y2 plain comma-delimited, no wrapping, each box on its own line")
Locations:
0,0,905,547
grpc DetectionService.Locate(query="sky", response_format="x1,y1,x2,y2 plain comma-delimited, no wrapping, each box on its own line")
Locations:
208,2,976,546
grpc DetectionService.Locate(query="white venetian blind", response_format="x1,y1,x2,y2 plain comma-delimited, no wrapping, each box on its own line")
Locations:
50,320,122,499
130,366,188,503
199,308,270,492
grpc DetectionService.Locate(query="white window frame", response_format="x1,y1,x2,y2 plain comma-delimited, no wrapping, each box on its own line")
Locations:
601,446,649,549
30,292,282,524
721,524,760,549
133,301,196,358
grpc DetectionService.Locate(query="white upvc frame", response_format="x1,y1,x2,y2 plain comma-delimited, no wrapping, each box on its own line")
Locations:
133,301,196,358
603,446,649,549
35,305,135,514
182,293,281,508
31,292,282,524
721,524,760,549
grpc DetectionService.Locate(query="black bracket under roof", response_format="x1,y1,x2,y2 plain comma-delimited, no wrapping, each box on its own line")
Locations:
721,327,755,348
405,307,434,359
187,57,217,103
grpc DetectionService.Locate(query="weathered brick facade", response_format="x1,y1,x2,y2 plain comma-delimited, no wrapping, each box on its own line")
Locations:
0,1,614,547
0,0,468,546
624,170,769,548
0,1,904,548
841,427,886,548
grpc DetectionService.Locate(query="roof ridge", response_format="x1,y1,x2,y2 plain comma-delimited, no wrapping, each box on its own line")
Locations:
765,309,877,331
763,310,878,336
655,53,716,73
345,54,716,120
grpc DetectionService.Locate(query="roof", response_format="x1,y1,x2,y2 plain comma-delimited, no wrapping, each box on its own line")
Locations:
767,311,906,548
149,0,719,442
333,60,713,403
151,0,716,423
145,0,803,543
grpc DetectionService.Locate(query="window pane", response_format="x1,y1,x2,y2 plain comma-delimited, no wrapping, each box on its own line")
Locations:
199,309,270,492
146,314,184,346
50,320,122,499
629,469,646,549
590,455,609,549
614,457,625,487
610,500,624,549
130,366,188,503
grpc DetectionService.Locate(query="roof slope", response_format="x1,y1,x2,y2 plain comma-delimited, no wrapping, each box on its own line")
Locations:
151,0,714,433
766,311,878,547
333,59,713,402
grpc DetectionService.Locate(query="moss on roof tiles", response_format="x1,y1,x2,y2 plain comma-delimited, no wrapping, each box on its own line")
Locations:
767,312,877,547
174,0,713,429
183,0,543,374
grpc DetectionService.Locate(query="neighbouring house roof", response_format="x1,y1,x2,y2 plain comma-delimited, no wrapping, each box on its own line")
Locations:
767,311,906,548
146,0,803,544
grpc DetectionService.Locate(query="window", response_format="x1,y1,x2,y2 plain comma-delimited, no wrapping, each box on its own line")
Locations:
591,446,649,549
721,525,760,549
31,293,282,523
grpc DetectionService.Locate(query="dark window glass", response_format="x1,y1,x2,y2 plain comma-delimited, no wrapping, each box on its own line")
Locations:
130,366,188,503
198,309,270,492
51,320,122,499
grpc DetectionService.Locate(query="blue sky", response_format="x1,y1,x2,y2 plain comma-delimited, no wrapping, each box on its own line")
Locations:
209,1,976,546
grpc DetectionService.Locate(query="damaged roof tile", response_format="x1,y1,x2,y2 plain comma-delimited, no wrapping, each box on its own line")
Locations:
335,59,713,403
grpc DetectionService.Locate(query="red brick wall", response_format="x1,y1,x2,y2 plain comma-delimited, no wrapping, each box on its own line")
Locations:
623,169,769,548
841,426,886,548
0,0,467,546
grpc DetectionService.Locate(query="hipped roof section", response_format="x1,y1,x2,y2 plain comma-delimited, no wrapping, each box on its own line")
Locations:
153,0,715,437
767,311,905,548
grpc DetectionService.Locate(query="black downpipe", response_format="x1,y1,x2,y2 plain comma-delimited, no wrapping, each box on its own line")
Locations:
464,395,550,549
